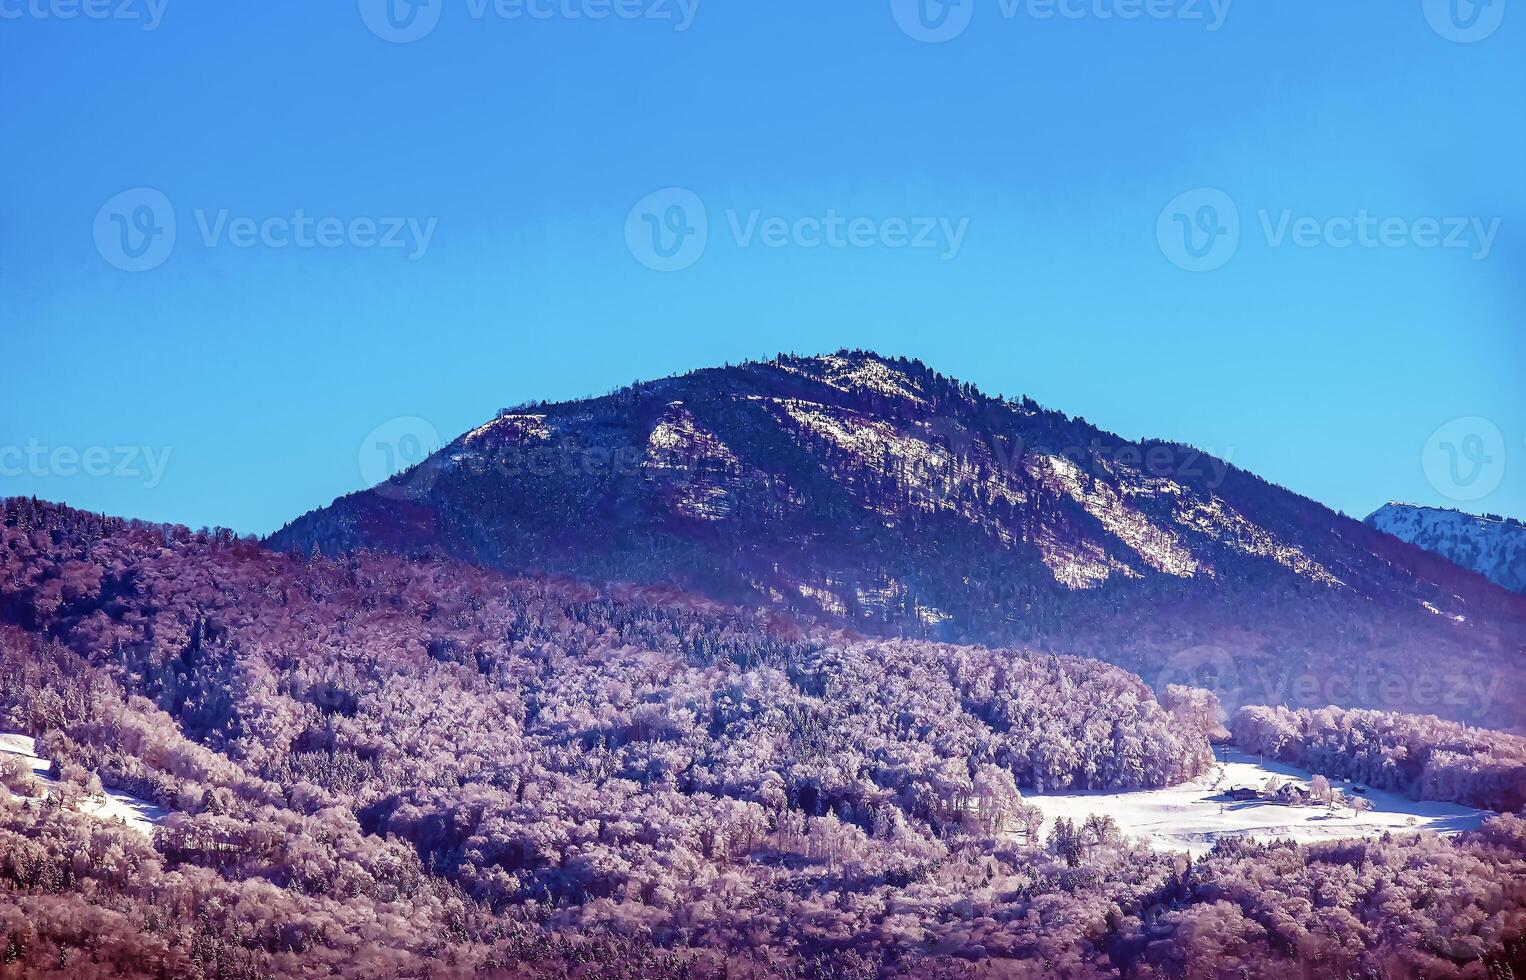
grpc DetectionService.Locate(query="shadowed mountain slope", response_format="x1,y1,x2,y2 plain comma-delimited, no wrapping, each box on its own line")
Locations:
269,351,1526,730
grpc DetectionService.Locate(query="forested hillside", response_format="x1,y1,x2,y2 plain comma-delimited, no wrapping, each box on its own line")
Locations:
3,497,1525,977
1231,704,1526,812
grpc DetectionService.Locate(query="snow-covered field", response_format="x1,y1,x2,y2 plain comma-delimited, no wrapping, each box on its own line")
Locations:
0,732,166,837
1025,747,1490,858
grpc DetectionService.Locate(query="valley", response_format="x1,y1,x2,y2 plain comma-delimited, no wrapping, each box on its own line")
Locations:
1025,747,1491,858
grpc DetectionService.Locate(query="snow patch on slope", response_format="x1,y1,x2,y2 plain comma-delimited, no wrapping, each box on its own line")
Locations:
1027,454,1203,579
648,403,741,469
766,399,1196,591
1179,498,1341,587
1,733,165,838
777,353,928,405
645,403,743,521
796,581,848,617
1421,600,1467,625
765,397,1025,527
1034,534,1133,590
464,414,551,445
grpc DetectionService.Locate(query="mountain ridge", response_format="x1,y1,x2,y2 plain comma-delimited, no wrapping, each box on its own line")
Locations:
1366,501,1526,594
269,350,1526,730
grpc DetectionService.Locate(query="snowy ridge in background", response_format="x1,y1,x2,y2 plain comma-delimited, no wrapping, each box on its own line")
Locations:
1366,502,1526,594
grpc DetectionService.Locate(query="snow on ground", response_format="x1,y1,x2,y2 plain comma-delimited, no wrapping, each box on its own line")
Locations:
1177,498,1342,588
777,353,929,405
463,413,550,445
1027,453,1203,580
1024,747,1489,858
0,732,166,837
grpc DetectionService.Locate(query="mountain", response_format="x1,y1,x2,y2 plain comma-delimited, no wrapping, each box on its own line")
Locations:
269,350,1526,731
1367,502,1526,594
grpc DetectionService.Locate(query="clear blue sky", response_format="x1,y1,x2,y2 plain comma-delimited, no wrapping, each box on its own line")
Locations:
2,0,1522,535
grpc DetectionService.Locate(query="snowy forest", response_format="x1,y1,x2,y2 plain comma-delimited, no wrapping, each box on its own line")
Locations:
1230,704,1526,813
2,497,1524,978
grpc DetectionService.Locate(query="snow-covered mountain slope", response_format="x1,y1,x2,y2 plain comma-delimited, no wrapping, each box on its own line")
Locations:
1366,503,1526,594
268,350,1526,729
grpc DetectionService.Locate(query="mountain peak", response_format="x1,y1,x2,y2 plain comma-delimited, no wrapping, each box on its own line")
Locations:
267,353,1526,730
766,349,932,404
1370,501,1521,528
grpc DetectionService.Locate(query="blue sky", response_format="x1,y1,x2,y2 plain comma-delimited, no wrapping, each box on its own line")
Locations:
1,0,1522,535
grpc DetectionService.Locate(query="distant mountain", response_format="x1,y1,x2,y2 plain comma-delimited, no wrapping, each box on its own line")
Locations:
1366,502,1526,594
269,351,1526,730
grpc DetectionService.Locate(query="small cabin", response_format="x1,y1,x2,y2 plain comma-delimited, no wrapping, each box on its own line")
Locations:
1225,786,1259,802
1274,784,1313,806
1350,785,1367,795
